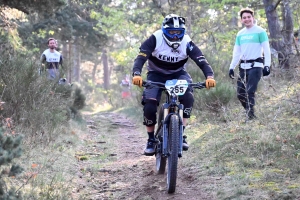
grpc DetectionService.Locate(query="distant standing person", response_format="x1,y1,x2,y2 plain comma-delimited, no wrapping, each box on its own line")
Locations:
228,8,271,120
40,38,63,80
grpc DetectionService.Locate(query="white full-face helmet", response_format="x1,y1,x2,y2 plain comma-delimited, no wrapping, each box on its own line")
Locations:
161,14,186,49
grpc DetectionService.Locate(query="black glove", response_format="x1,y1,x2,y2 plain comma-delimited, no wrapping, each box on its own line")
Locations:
229,69,234,79
263,66,270,76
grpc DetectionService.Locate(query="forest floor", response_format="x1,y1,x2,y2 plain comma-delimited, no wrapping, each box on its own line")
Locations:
71,111,219,200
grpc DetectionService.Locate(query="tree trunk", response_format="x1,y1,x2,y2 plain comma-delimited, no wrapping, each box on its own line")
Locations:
62,42,69,80
263,0,289,69
68,42,72,83
102,49,109,90
72,41,81,82
92,59,100,85
281,0,294,68
231,8,238,27
186,0,191,35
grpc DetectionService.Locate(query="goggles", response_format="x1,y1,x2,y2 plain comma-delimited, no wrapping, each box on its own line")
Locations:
165,28,185,39
167,29,183,35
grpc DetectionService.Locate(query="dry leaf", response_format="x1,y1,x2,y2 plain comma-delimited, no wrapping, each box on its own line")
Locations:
31,163,38,168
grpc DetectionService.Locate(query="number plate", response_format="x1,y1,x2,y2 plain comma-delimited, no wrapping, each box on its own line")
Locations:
165,79,188,96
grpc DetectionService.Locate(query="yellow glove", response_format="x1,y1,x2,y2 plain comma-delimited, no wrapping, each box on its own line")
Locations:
132,74,143,87
206,78,216,89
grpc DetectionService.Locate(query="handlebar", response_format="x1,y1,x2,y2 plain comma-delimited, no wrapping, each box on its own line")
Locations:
142,80,206,89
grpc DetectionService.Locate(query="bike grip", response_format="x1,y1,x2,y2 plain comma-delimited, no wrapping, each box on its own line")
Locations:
198,82,206,87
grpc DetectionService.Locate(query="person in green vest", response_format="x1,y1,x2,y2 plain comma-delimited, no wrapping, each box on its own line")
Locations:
228,8,271,120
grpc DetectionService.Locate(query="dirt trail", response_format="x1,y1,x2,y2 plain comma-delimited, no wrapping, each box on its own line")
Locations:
72,112,216,200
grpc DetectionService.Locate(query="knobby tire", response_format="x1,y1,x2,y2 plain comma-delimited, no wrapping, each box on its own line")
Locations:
167,114,179,193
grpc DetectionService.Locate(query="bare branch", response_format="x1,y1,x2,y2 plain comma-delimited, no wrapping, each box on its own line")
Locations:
274,0,282,10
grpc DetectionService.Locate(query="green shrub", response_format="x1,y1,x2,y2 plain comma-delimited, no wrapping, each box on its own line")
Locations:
0,129,23,199
69,86,86,117
194,81,236,112
0,52,85,142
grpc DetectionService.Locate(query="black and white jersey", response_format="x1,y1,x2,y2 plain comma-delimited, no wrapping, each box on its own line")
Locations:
41,49,63,69
133,30,213,77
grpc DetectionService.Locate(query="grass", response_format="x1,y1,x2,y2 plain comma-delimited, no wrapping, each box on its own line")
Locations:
2,118,87,199
3,62,300,199
178,75,300,199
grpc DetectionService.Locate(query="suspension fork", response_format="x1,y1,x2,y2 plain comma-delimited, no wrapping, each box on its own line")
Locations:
178,103,184,157
162,103,184,157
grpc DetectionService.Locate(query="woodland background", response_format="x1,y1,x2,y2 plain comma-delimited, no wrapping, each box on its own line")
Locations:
0,0,300,199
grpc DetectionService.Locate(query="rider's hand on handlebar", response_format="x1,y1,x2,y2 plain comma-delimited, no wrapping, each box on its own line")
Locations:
132,71,143,87
205,77,216,89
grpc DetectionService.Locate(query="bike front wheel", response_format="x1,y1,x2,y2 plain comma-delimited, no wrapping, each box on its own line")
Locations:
167,114,179,193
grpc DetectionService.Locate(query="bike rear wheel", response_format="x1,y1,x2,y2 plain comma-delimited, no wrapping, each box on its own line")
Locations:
167,114,179,193
156,144,166,174
157,104,164,125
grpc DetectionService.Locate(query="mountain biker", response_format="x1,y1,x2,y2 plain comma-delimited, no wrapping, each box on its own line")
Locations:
131,14,216,155
40,38,63,80
228,8,271,120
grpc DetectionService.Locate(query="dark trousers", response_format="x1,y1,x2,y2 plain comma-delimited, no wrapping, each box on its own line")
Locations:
237,67,262,113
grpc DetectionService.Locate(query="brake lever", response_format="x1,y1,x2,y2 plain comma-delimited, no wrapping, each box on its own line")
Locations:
143,81,155,89
197,82,206,88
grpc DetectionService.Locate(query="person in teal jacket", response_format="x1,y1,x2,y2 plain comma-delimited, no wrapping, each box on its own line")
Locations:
228,8,271,120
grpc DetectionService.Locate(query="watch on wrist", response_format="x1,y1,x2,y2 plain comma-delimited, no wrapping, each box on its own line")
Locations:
133,71,141,76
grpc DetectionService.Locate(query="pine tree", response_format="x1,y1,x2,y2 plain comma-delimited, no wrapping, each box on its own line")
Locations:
0,0,65,15
0,129,23,199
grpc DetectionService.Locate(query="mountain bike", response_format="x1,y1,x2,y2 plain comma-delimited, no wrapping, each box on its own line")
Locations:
142,79,206,193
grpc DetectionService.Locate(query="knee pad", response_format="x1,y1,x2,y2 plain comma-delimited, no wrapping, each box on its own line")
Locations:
179,90,194,118
143,99,158,127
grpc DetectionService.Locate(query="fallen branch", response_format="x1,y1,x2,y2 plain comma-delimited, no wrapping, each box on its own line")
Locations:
75,152,102,156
